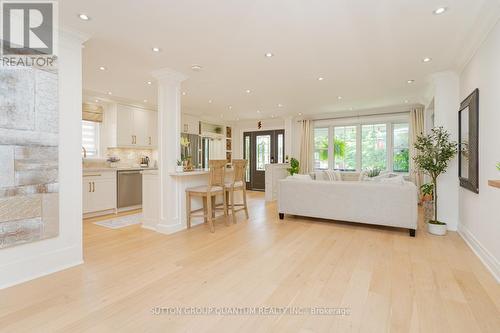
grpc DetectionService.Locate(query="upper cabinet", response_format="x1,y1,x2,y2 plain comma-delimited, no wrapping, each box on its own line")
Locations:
102,103,158,149
181,114,199,135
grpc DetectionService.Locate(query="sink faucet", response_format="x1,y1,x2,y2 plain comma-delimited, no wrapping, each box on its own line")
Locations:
82,146,87,158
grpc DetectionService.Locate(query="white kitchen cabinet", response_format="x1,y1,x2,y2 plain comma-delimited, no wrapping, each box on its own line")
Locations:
83,171,117,215
181,114,199,135
105,103,158,148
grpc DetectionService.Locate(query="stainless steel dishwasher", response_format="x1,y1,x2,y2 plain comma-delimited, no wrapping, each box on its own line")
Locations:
117,170,142,209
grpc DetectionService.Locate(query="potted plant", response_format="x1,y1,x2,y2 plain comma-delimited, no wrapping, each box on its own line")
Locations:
287,158,300,176
420,183,434,223
176,159,184,172
414,127,457,236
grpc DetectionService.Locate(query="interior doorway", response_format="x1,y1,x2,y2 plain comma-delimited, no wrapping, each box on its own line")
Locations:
243,130,285,191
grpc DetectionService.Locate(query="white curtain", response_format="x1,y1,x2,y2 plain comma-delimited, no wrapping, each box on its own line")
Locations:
409,107,425,196
299,119,313,174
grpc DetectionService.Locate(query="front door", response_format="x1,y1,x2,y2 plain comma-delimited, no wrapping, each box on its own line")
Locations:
243,130,285,191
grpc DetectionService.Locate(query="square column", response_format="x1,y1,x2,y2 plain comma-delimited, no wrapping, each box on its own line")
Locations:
152,68,188,234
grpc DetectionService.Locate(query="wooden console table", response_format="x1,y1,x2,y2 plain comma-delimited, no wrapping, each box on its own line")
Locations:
488,180,500,188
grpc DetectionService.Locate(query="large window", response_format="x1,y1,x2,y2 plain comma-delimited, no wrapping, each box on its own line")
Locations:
393,123,409,172
361,124,387,170
313,128,329,170
333,126,357,171
313,121,409,173
82,120,100,157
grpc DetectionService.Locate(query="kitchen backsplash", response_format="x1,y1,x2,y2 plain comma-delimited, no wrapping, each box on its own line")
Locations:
106,148,157,167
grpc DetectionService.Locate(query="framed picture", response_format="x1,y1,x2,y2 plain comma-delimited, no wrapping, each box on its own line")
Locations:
458,88,479,193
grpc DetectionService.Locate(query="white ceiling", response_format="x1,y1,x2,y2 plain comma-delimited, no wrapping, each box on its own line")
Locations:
61,0,500,120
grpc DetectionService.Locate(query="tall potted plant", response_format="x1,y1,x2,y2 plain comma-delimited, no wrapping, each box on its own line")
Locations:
413,127,457,235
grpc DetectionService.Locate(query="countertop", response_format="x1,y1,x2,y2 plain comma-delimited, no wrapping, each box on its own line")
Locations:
169,168,234,177
83,167,158,173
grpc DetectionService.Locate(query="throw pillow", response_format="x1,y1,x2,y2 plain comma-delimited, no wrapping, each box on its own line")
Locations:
380,175,405,184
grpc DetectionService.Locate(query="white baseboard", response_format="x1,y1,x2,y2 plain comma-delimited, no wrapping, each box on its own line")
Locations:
458,225,500,283
0,245,83,290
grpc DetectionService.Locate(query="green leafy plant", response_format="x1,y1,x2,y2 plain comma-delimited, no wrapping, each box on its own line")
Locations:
287,158,300,176
334,139,346,159
413,127,457,225
365,167,381,178
394,148,409,172
176,160,183,166
497,162,500,171
421,183,434,200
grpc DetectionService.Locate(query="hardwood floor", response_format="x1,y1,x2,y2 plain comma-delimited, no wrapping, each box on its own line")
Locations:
1,191,499,332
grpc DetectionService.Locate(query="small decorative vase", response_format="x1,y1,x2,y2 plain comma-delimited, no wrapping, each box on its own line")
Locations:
175,165,184,172
423,200,434,223
428,222,447,236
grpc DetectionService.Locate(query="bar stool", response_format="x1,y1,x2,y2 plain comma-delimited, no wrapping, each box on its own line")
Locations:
186,160,228,233
224,159,249,223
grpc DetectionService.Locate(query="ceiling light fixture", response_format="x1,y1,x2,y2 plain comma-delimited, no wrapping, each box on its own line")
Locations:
107,92,112,95
228,105,232,110
405,100,409,104
422,57,432,63
95,99,99,103
433,7,447,15
317,77,324,81
143,99,148,103
182,91,186,96
246,89,251,93
298,112,303,116
208,99,212,103
337,96,343,100
78,13,90,21
407,80,415,84
265,52,274,58
99,66,106,71
278,103,283,108
152,47,161,52
191,64,202,71
147,81,152,85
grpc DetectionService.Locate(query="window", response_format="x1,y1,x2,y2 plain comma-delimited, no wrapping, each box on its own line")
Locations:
333,126,357,171
313,128,329,170
256,134,271,171
82,120,100,158
361,124,387,170
393,123,409,172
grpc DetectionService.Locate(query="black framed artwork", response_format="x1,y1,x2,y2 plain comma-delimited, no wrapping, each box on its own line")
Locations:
458,88,479,194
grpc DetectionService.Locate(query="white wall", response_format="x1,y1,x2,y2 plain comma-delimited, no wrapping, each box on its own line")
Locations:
431,72,460,231
458,20,500,282
0,31,86,289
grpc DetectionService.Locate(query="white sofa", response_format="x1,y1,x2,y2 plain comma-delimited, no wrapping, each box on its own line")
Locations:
278,175,418,236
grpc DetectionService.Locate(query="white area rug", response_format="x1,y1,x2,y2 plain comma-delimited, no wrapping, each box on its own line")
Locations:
93,213,142,229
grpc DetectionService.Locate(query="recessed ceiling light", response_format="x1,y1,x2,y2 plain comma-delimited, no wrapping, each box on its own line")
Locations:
318,77,324,81
337,96,343,100
182,91,186,96
265,52,274,58
433,7,447,15
349,107,354,111
245,89,251,94
107,92,112,95
278,103,283,108
143,99,148,103
191,64,202,71
271,115,275,118
257,110,261,113
405,100,409,104
228,105,233,110
298,112,303,116
236,117,240,121
220,114,224,118
422,57,432,63
147,81,152,85
78,13,90,21
208,99,212,103
99,66,106,71
95,99,99,103
407,80,415,84
152,47,161,52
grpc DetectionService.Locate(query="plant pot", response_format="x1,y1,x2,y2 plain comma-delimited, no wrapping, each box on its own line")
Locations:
175,166,184,172
427,221,447,236
423,200,435,223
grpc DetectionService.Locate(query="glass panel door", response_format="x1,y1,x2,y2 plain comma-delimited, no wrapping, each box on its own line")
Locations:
256,135,271,171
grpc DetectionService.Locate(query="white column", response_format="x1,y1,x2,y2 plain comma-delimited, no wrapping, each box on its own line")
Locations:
284,116,294,159
431,71,460,230
152,68,188,234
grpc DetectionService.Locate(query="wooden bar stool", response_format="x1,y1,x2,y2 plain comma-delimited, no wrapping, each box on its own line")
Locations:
224,159,249,223
186,160,228,233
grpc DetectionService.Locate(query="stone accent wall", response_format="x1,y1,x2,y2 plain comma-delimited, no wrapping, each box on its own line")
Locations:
0,67,59,249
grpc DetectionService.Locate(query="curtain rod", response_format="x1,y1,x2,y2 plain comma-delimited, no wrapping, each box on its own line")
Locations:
297,110,411,122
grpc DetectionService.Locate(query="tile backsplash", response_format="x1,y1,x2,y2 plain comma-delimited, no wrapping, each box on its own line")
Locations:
106,148,157,167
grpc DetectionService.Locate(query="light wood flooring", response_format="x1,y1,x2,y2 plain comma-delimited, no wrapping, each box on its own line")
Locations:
1,191,499,332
